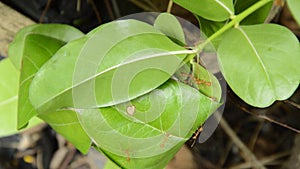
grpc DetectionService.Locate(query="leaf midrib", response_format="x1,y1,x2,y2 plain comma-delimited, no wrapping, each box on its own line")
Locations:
237,27,275,95
215,0,234,15
34,32,159,109
102,107,186,140
35,32,193,110
37,49,191,109
0,96,17,107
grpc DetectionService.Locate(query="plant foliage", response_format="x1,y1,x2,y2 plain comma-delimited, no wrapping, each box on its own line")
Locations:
0,0,299,168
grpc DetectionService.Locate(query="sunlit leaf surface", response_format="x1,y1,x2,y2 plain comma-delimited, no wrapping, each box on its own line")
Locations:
0,59,42,137
29,20,191,113
218,24,300,107
173,0,234,21
77,80,220,168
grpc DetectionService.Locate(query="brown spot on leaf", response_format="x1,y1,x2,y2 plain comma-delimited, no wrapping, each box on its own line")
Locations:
124,149,130,162
160,133,171,148
126,105,135,116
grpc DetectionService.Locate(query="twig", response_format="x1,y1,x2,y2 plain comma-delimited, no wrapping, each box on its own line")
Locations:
240,106,300,134
248,121,264,151
14,149,37,158
229,151,290,169
199,156,221,169
58,145,77,169
265,0,285,23
284,100,300,110
167,0,174,13
215,113,267,169
144,0,160,11
129,0,157,12
88,0,102,24
104,0,115,20
110,0,121,18
68,156,90,168
39,0,52,23
77,0,81,12
219,142,234,166
36,149,45,169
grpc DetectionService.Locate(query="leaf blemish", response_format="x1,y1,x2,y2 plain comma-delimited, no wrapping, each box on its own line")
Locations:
181,72,211,86
21,60,24,69
191,126,203,147
126,105,135,116
160,133,171,148
124,149,131,162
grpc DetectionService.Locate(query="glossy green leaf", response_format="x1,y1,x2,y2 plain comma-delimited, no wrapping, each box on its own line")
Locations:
172,0,234,21
196,16,227,49
77,80,220,169
0,59,42,137
103,159,120,169
197,16,226,37
197,0,272,49
191,62,222,102
9,24,84,70
234,0,273,25
14,24,83,129
17,34,66,129
29,20,191,113
154,13,185,45
173,62,222,102
287,0,300,25
99,142,182,169
38,109,91,153
218,24,300,107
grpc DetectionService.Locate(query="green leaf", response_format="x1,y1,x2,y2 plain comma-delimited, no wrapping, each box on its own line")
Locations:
287,0,300,25
0,59,42,137
17,34,66,129
154,13,186,45
173,62,222,102
172,0,234,21
196,16,227,49
197,16,226,38
77,80,220,169
104,159,121,169
196,0,272,49
8,24,84,70
234,0,273,25
218,24,300,107
29,20,191,113
191,62,222,102
38,110,91,154
99,142,182,169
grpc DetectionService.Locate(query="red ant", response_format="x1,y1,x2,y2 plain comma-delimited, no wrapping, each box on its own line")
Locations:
181,72,212,86
191,126,203,147
124,149,131,162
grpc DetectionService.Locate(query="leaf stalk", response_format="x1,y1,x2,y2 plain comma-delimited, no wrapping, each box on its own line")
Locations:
193,0,273,54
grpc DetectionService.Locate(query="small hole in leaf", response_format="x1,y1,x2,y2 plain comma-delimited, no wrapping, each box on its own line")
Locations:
126,105,135,116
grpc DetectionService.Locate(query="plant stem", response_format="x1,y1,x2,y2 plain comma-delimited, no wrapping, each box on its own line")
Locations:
194,0,273,53
130,0,157,12
215,112,267,169
167,0,173,13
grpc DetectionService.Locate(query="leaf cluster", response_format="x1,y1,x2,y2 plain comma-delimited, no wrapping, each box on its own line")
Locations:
0,0,300,168
1,13,221,169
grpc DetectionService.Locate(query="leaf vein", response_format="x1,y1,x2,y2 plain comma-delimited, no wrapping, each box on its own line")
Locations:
237,27,275,94
215,0,234,15
0,96,17,107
